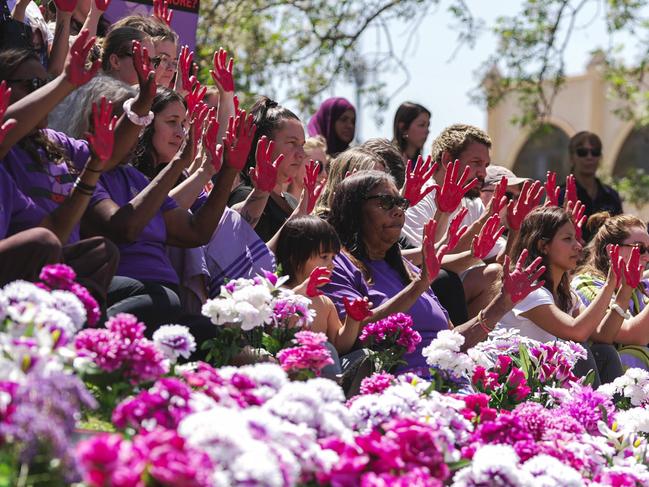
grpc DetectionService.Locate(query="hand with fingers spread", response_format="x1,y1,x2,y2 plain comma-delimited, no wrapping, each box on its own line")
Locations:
566,199,587,242
203,118,222,172
402,155,437,207
64,30,100,86
472,213,506,260
344,296,373,321
607,244,623,288
306,266,331,297
132,40,157,100
304,160,325,214
506,180,544,230
250,136,281,192
54,0,77,12
224,111,256,171
152,0,173,25
211,48,235,93
178,46,198,93
422,219,449,283
623,246,643,289
489,176,509,215
564,175,578,209
545,171,560,207
503,250,546,304
185,83,207,119
0,82,16,144
434,160,479,213
446,207,468,252
191,102,210,155
85,97,117,162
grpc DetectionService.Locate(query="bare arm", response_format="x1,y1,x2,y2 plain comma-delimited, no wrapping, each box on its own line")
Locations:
47,9,72,76
10,0,30,21
232,187,271,228
169,158,214,209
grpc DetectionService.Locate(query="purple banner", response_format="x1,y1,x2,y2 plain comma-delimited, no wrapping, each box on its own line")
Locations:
103,0,198,50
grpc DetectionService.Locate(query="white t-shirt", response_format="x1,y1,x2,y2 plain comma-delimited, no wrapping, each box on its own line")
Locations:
402,189,505,259
497,287,557,342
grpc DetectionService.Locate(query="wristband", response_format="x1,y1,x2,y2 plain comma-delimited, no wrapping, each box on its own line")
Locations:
84,166,103,173
74,180,96,192
610,303,632,320
123,98,154,126
477,309,494,334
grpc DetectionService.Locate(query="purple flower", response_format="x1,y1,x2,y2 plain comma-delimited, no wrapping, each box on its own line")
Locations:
277,331,333,377
152,325,196,362
360,373,396,395
70,282,100,326
107,313,146,342
182,362,264,408
359,313,422,354
556,384,615,434
39,264,76,289
76,433,145,487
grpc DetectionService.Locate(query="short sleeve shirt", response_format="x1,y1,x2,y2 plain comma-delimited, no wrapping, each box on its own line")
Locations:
497,287,557,342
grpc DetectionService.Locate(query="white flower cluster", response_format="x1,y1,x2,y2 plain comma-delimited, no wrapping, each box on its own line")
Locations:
218,362,289,403
152,324,196,363
599,368,649,407
422,329,474,378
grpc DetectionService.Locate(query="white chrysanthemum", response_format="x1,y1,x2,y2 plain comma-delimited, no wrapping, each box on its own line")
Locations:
1,280,53,306
423,346,473,378
152,324,196,362
234,300,273,330
598,368,649,406
615,408,649,435
34,306,76,338
452,445,534,487
522,455,585,486
232,284,273,310
50,290,86,330
202,298,238,325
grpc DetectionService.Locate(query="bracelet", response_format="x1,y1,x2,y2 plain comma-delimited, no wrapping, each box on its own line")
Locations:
477,309,494,334
123,98,154,126
610,303,632,320
73,187,94,197
84,166,103,173
74,180,96,193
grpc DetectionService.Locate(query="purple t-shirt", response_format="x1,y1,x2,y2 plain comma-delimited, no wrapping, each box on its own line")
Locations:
0,165,46,239
322,252,450,370
90,165,180,285
0,129,90,243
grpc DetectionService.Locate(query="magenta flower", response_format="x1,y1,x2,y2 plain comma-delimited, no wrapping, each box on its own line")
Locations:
277,331,333,378
76,433,145,487
360,372,396,395
182,362,264,408
39,264,76,289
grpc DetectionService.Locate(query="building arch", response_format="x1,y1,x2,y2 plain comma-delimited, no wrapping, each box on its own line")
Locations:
511,124,571,181
611,125,649,177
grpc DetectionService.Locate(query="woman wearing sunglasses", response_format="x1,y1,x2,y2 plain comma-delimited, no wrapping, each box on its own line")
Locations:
573,212,649,371
560,131,623,238
321,170,542,373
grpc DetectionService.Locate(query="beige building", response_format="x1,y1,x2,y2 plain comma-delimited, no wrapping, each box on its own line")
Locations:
486,53,649,182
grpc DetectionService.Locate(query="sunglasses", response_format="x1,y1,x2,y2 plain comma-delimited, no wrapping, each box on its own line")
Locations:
363,194,410,211
6,77,49,93
575,147,602,158
621,243,649,255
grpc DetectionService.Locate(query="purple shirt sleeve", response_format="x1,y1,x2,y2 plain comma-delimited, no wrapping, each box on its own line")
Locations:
322,253,372,320
44,129,90,171
0,166,46,238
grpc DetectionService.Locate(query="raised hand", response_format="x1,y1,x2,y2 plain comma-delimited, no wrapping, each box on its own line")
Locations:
85,97,117,162
402,155,437,207
503,249,546,304
544,171,560,207
303,160,325,214
210,48,235,93
623,246,642,289
179,46,198,93
506,180,544,230
132,40,156,100
566,199,587,242
306,266,331,297
223,111,256,171
64,30,100,86
0,82,16,144
446,207,468,252
94,0,111,10
185,83,207,119
564,175,578,209
152,0,173,25
250,136,281,192
53,0,77,12
607,244,623,288
203,118,222,172
489,176,509,215
191,102,209,154
422,219,450,283
472,213,506,260
435,160,479,213
343,296,373,322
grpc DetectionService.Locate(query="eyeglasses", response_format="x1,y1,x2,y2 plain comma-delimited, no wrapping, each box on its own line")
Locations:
621,243,649,255
363,194,410,211
575,147,602,158
6,77,49,93
152,55,178,70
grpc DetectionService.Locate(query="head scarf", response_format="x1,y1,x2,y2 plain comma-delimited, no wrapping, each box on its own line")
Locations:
307,97,356,156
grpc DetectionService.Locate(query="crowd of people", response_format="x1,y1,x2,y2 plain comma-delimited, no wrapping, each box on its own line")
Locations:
2,0,648,387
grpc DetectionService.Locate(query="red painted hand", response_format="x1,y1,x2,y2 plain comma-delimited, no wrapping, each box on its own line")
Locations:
250,136,281,192
0,82,16,145
303,159,325,214
64,30,100,86
472,213,506,260
564,174,578,209
132,40,157,100
223,111,256,171
566,199,587,243
191,102,209,154
489,176,509,215
343,296,373,321
624,246,642,289
53,0,77,12
210,48,235,93
446,207,468,252
178,46,198,93
94,0,111,11
185,82,207,119
203,118,222,172
506,180,544,230
434,160,479,213
402,155,437,207
544,171,560,207
152,0,173,25
422,218,450,283
85,97,117,162
607,244,623,288
503,249,546,304
306,266,331,297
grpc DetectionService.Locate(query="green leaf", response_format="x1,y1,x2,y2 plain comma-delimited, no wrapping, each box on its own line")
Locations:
518,343,532,379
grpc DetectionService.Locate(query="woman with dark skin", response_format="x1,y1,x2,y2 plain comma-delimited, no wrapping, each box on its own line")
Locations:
307,97,356,157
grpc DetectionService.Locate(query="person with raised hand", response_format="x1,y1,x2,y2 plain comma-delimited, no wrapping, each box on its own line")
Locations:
320,170,543,373
152,0,173,26
228,96,308,242
573,212,649,372
497,206,632,386
303,159,326,214
401,155,437,208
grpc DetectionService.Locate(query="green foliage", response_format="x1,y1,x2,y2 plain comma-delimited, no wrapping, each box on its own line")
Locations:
606,167,649,207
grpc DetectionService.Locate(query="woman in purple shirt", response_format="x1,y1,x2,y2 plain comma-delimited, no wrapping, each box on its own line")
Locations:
322,170,536,372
